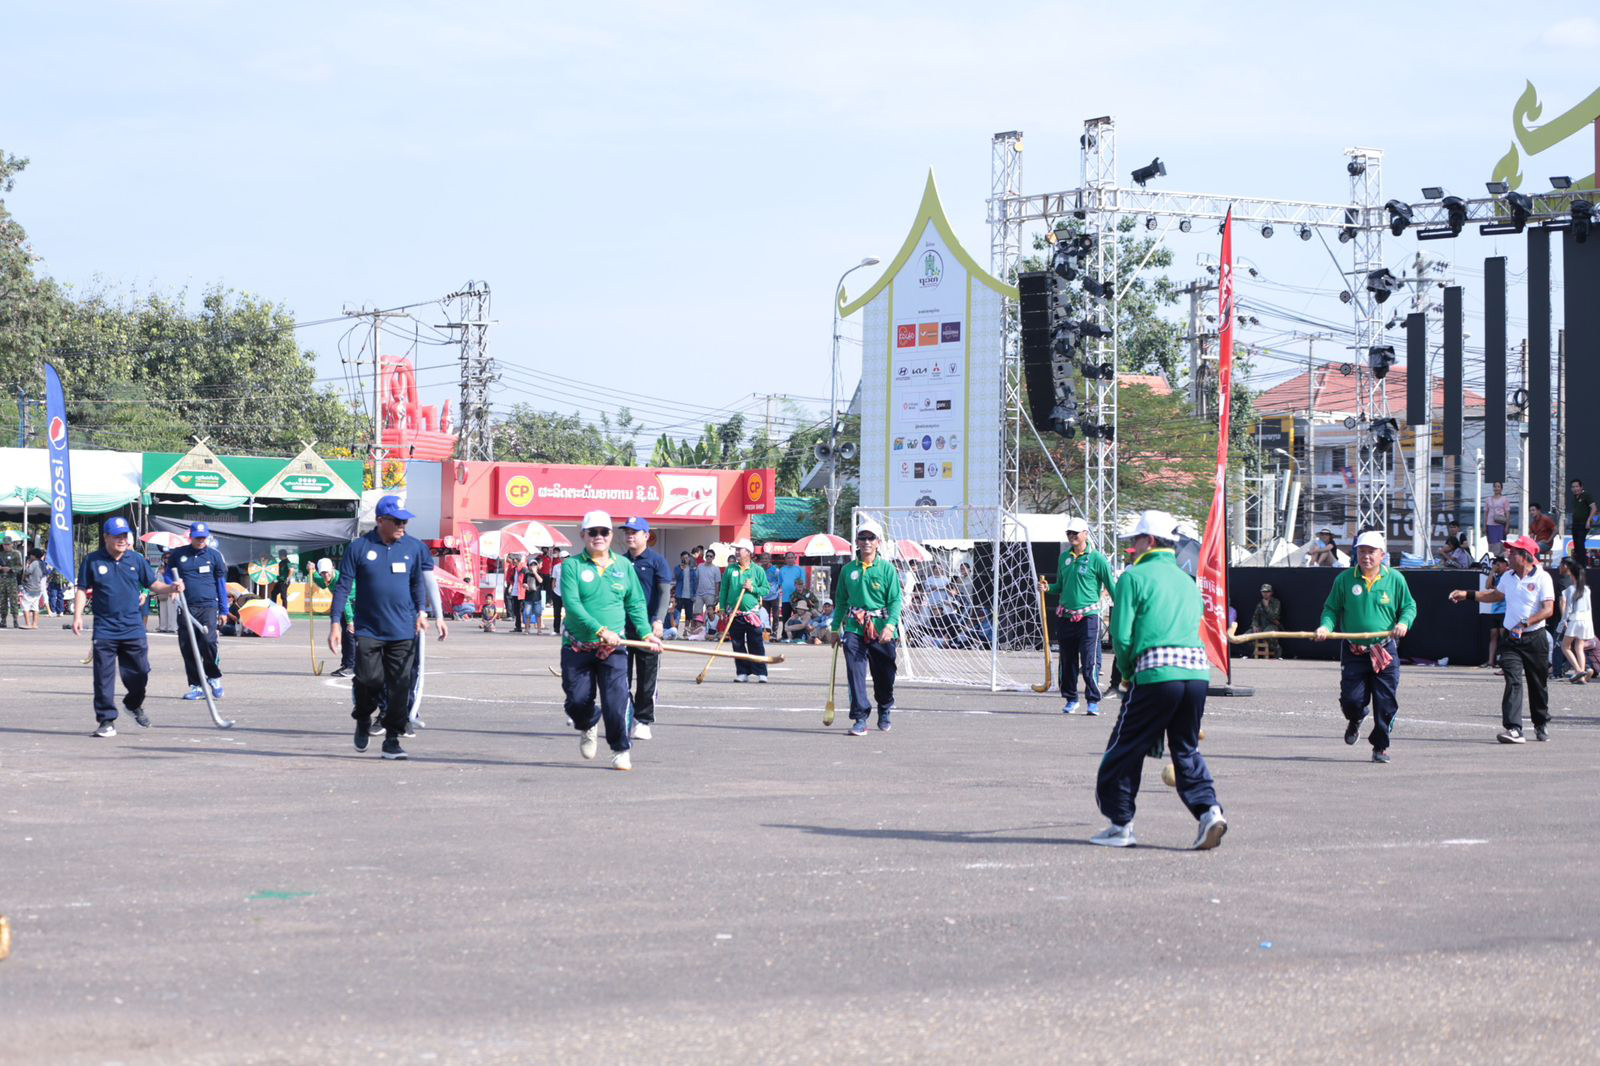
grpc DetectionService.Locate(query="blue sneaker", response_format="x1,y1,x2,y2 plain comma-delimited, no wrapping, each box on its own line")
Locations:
877,713,892,732
1085,702,1100,716
183,685,205,701
209,680,224,699
1062,699,1080,715
848,719,869,736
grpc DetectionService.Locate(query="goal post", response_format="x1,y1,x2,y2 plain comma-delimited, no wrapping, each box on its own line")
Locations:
850,505,1048,692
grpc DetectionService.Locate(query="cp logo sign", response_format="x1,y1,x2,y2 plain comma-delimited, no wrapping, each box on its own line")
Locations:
745,472,764,503
505,475,535,508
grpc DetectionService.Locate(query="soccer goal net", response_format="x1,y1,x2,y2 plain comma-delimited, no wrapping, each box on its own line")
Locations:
851,506,1048,691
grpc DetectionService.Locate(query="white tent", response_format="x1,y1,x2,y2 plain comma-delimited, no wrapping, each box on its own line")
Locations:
0,448,144,515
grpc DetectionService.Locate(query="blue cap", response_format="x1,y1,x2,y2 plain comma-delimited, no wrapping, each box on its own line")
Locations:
375,494,416,521
189,521,211,538
621,516,651,533
103,516,132,536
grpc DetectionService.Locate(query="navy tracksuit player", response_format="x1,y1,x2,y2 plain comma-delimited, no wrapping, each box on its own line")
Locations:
163,520,229,701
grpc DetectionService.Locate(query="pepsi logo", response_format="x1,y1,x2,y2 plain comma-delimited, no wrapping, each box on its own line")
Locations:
49,417,67,446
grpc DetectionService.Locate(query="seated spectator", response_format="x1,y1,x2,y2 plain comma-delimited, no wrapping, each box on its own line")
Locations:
1307,529,1339,567
784,601,813,642
808,602,835,644
1439,535,1472,569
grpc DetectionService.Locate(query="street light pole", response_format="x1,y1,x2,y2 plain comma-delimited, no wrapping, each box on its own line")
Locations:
829,256,881,535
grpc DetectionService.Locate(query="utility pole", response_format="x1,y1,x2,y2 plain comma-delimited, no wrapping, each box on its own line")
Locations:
1519,338,1530,535
439,282,495,462
1179,279,1217,414
343,307,410,488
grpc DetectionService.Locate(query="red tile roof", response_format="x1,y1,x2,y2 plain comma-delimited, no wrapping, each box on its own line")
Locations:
1254,362,1484,416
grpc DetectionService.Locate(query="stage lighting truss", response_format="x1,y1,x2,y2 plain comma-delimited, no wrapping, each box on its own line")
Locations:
1573,199,1595,243
1385,199,1413,236
1367,345,1397,380
1131,157,1167,187
1371,417,1400,455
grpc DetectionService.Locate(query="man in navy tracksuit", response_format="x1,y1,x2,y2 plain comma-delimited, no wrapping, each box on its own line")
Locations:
163,521,230,702
330,495,443,760
73,516,183,737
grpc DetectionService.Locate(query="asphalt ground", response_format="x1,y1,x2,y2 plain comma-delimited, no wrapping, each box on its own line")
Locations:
2,623,1598,1064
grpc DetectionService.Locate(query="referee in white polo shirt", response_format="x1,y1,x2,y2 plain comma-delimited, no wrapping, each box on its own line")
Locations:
1450,534,1555,744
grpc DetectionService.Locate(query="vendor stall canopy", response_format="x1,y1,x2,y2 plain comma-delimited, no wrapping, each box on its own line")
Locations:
142,441,362,509
0,447,142,515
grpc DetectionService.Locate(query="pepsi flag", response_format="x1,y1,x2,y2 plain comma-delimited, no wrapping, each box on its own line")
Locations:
44,363,76,579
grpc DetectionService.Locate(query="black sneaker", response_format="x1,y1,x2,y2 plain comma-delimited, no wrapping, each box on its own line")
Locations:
381,737,407,760
1372,749,1391,763
1535,728,1549,742
877,714,892,732
1496,728,1525,744
93,721,116,738
1344,720,1360,745
330,667,351,678
354,718,371,752
130,707,150,728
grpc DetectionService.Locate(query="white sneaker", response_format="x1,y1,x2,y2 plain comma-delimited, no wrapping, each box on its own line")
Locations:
1191,805,1228,850
732,676,747,683
93,721,116,738
755,675,768,684
1089,823,1135,847
579,726,599,760
633,722,653,741
611,750,632,771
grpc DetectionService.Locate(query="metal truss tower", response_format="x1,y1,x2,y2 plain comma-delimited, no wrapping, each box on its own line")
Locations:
988,131,1025,514
446,282,495,461
1079,117,1120,550
1344,148,1388,535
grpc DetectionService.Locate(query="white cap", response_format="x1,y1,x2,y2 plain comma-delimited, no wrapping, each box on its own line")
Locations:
731,537,754,552
854,516,885,540
316,557,334,573
1354,530,1387,552
580,510,613,531
1063,515,1089,534
1123,509,1179,540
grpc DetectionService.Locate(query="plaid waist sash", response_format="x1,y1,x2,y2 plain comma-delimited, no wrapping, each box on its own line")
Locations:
568,639,620,659
1134,646,1209,673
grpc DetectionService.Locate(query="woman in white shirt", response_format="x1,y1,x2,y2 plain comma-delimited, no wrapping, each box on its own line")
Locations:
1559,557,1595,683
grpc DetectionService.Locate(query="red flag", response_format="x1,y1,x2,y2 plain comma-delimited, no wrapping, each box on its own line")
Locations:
455,521,484,612
1197,210,1235,676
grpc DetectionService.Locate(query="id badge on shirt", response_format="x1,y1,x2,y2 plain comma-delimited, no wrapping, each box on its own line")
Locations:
391,562,407,574
198,565,212,573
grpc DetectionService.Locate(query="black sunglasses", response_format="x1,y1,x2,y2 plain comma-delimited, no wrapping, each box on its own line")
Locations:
855,533,877,541
585,527,612,537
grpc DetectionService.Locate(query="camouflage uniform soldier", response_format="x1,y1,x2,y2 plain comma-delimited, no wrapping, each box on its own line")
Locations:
0,538,24,628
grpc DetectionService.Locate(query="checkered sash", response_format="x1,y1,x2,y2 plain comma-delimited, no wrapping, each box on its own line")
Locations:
1134,646,1210,673
568,639,620,660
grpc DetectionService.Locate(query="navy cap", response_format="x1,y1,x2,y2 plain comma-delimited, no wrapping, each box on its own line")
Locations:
621,516,651,533
189,521,211,538
375,494,416,521
103,516,132,536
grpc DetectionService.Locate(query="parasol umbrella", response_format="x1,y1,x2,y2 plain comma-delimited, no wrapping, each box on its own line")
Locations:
237,598,293,638
247,561,274,585
478,529,536,558
789,533,852,557
498,520,571,549
226,581,252,600
433,569,473,595
892,538,931,563
140,531,187,550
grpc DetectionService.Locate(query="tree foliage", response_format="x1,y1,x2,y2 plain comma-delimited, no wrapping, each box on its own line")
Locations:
492,405,637,465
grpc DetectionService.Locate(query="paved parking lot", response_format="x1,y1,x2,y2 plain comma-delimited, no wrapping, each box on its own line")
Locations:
2,626,1598,1063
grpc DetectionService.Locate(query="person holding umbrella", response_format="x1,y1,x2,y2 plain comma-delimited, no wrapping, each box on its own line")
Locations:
329,495,445,761
73,516,185,737
829,517,903,734
719,539,771,682
163,521,229,701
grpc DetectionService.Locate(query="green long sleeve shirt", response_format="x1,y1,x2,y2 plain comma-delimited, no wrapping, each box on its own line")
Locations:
1046,548,1115,613
314,569,354,624
1318,566,1416,635
830,556,904,635
561,550,649,646
719,563,770,613
1110,549,1209,684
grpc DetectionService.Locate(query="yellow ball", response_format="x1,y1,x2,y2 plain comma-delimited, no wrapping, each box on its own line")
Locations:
1160,763,1177,787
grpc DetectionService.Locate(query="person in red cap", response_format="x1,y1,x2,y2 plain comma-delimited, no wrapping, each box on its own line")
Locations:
1450,534,1555,743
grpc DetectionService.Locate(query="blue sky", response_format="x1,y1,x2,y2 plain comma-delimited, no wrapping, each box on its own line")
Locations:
5,2,1597,443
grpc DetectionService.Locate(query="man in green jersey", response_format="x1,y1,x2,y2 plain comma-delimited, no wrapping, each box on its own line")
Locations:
1039,515,1116,715
560,510,658,771
719,538,771,682
830,517,903,735
1315,529,1415,763
1092,511,1226,850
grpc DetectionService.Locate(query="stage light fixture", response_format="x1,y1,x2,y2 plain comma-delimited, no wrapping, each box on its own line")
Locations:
1347,160,1366,176
1339,363,1355,377
1507,190,1533,231
1145,216,1158,231
1082,277,1109,298
1339,290,1353,304
1574,198,1595,243
1077,320,1110,339
1385,199,1414,236
1100,362,1114,380
1486,180,1509,195
1442,196,1468,236
1178,218,1192,233
1343,416,1359,430
1338,207,1359,243
1131,157,1166,187
1421,186,1445,200
1260,223,1274,238
1365,268,1402,303
1367,345,1397,381
1298,225,1313,241
1372,417,1400,456
1551,176,1573,190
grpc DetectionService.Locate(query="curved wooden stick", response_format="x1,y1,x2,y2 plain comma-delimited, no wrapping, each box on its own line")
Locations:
622,637,782,665
697,581,748,683
1032,581,1053,693
1226,622,1393,643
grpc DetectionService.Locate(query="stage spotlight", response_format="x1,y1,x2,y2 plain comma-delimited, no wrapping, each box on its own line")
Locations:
1367,345,1397,381
1145,216,1158,231
1486,180,1509,195
1385,199,1414,237
1574,198,1595,243
1552,176,1573,189
1298,225,1313,241
1080,360,1101,380
1261,223,1274,238
1052,254,1076,281
1077,320,1110,339
1507,190,1533,227
1365,268,1402,303
1339,208,1358,243
1339,290,1353,304
1442,196,1468,236
1131,157,1167,187
1100,362,1114,380
1347,160,1366,176
1372,417,1400,456
1178,218,1192,233
1082,277,1109,298
1343,416,1359,430
1421,186,1445,200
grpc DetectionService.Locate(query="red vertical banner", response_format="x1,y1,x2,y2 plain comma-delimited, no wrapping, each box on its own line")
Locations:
456,521,484,611
1197,210,1235,677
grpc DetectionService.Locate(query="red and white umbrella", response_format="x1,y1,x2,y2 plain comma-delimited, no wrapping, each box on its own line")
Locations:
140,531,187,550
893,539,931,563
498,520,571,549
477,530,532,559
788,533,852,557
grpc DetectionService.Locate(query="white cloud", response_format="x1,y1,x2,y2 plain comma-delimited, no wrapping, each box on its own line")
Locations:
1541,17,1600,48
